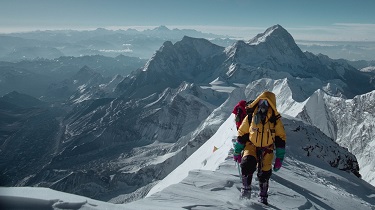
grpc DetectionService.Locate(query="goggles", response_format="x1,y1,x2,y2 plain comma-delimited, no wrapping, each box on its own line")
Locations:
259,99,268,107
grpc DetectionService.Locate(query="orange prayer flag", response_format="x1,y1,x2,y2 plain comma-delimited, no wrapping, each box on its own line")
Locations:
213,146,218,152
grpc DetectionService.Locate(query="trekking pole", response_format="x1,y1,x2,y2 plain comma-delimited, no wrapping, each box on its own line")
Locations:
232,138,242,182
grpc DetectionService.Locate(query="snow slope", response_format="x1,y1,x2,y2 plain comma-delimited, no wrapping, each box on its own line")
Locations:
1,114,374,210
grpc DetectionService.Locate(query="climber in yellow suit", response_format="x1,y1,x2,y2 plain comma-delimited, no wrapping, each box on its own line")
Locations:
233,91,286,205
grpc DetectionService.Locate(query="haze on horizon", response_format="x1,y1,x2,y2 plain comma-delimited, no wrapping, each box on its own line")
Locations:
1,0,375,41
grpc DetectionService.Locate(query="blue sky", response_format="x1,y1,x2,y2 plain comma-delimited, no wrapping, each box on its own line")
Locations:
1,0,375,41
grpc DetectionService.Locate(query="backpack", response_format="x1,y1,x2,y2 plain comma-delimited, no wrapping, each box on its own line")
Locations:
235,106,242,122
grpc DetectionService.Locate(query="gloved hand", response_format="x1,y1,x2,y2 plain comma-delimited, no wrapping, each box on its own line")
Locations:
273,158,283,171
273,148,285,172
233,141,245,163
233,154,242,163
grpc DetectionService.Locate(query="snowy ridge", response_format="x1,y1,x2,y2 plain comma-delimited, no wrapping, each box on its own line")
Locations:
296,89,336,139
247,24,293,46
1,114,373,209
146,113,238,197
324,90,375,186
126,114,371,210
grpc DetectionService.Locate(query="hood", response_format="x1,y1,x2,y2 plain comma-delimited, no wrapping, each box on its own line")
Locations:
238,100,246,107
248,91,279,115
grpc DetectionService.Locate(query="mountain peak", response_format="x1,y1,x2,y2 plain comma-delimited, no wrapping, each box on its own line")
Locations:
78,65,94,73
246,24,294,46
179,36,224,55
180,36,210,46
224,24,308,76
153,25,170,31
155,36,223,60
72,65,101,81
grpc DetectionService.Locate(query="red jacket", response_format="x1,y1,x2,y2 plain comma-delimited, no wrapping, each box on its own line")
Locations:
232,100,247,129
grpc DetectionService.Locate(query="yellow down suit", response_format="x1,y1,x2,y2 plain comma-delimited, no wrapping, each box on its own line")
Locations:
237,91,286,172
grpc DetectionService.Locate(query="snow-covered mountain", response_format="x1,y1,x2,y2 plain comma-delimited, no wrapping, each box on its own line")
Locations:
1,24,374,205
223,25,374,99
320,91,375,185
5,81,226,201
114,36,226,99
45,65,111,102
227,24,306,72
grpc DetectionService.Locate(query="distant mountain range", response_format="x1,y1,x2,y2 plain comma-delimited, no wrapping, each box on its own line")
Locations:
0,24,374,203
1,25,375,62
0,26,234,61
297,40,375,61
